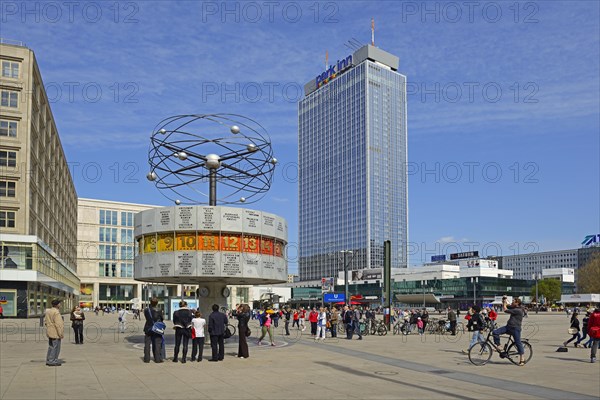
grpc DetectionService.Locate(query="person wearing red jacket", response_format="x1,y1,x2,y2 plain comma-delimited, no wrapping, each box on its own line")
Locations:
308,307,319,336
587,307,600,363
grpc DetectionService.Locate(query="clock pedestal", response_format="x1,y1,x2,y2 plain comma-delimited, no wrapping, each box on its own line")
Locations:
197,282,230,342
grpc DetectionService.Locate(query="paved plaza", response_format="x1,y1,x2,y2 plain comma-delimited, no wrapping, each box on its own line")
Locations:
0,312,598,400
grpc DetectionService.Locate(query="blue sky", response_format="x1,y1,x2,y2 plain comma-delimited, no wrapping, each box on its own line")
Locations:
3,1,599,272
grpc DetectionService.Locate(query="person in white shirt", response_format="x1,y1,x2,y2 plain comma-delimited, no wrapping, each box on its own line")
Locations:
118,308,131,333
315,307,327,340
191,311,206,362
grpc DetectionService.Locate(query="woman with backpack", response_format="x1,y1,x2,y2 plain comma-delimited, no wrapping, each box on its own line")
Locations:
563,311,581,347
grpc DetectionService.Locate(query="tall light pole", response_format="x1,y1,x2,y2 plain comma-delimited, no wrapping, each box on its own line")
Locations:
533,272,540,314
471,277,478,306
341,250,353,306
421,279,428,308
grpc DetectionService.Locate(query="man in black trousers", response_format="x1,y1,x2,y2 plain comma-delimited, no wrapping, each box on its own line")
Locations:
208,304,228,361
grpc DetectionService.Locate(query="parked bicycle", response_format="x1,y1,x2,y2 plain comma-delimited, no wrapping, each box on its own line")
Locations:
468,329,533,366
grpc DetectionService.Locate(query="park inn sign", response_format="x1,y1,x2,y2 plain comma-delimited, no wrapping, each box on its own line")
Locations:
315,55,353,88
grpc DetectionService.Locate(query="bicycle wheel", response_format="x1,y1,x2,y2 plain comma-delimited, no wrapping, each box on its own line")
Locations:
359,322,368,335
468,342,493,366
377,324,387,336
338,321,345,334
227,324,236,336
506,340,533,365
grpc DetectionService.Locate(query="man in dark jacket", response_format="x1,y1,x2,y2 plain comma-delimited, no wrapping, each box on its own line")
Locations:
447,307,457,335
143,297,164,363
172,301,194,363
208,304,228,361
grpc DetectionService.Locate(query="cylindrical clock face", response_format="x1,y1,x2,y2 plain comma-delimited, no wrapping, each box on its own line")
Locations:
222,287,230,298
199,287,209,297
134,206,288,285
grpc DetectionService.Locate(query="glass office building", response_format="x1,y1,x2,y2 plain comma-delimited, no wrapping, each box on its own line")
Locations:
298,45,408,281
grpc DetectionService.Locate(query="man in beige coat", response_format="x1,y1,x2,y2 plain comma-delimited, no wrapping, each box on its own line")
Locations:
44,299,64,366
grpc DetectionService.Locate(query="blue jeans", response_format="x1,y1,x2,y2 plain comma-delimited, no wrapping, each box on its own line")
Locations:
493,325,524,355
469,330,485,348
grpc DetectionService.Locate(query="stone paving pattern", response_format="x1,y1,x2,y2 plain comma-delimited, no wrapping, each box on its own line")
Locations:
0,313,599,399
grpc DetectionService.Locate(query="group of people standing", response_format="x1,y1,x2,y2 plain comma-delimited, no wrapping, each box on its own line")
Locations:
142,299,252,364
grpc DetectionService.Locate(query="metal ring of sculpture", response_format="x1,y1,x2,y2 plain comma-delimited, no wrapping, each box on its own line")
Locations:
146,114,277,205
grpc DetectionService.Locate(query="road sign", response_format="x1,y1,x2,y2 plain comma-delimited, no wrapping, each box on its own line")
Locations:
323,293,346,303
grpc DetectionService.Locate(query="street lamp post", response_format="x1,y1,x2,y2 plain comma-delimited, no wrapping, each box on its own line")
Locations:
471,277,478,306
341,250,353,306
533,272,541,314
421,280,428,308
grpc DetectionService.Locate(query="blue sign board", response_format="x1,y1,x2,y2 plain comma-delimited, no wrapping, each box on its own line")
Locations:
431,255,446,262
323,293,346,303
582,234,600,247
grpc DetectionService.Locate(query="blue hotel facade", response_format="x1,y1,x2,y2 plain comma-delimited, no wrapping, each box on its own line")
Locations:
298,45,408,281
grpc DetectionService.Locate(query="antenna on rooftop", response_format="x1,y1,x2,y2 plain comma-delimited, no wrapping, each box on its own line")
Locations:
371,18,375,46
325,50,329,69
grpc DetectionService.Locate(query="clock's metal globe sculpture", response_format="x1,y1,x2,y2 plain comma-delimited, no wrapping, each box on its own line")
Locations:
137,114,287,336
147,114,277,206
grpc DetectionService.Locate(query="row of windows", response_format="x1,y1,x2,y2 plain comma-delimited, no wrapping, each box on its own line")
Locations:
1,90,18,108
1,61,19,79
99,210,134,226
99,262,133,278
0,120,17,137
99,227,118,243
99,210,118,225
98,244,135,260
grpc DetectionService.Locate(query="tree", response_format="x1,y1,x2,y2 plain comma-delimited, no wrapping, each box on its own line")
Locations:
530,279,561,305
577,254,600,293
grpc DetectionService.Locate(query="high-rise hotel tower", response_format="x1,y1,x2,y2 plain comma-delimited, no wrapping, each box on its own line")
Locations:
298,45,407,281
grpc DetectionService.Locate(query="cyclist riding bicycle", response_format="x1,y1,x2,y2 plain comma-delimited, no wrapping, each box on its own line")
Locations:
492,297,525,366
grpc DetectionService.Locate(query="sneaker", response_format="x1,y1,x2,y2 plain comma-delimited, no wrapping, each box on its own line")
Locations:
257,341,262,346
563,341,568,347
592,358,597,363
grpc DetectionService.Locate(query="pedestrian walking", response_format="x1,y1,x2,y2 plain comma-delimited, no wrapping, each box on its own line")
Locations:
462,305,485,353
564,312,582,347
299,307,306,331
44,299,64,366
118,307,131,333
576,312,591,347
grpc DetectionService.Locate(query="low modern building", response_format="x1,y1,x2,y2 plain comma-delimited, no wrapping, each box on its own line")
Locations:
77,198,169,310
0,40,79,317
493,244,599,289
